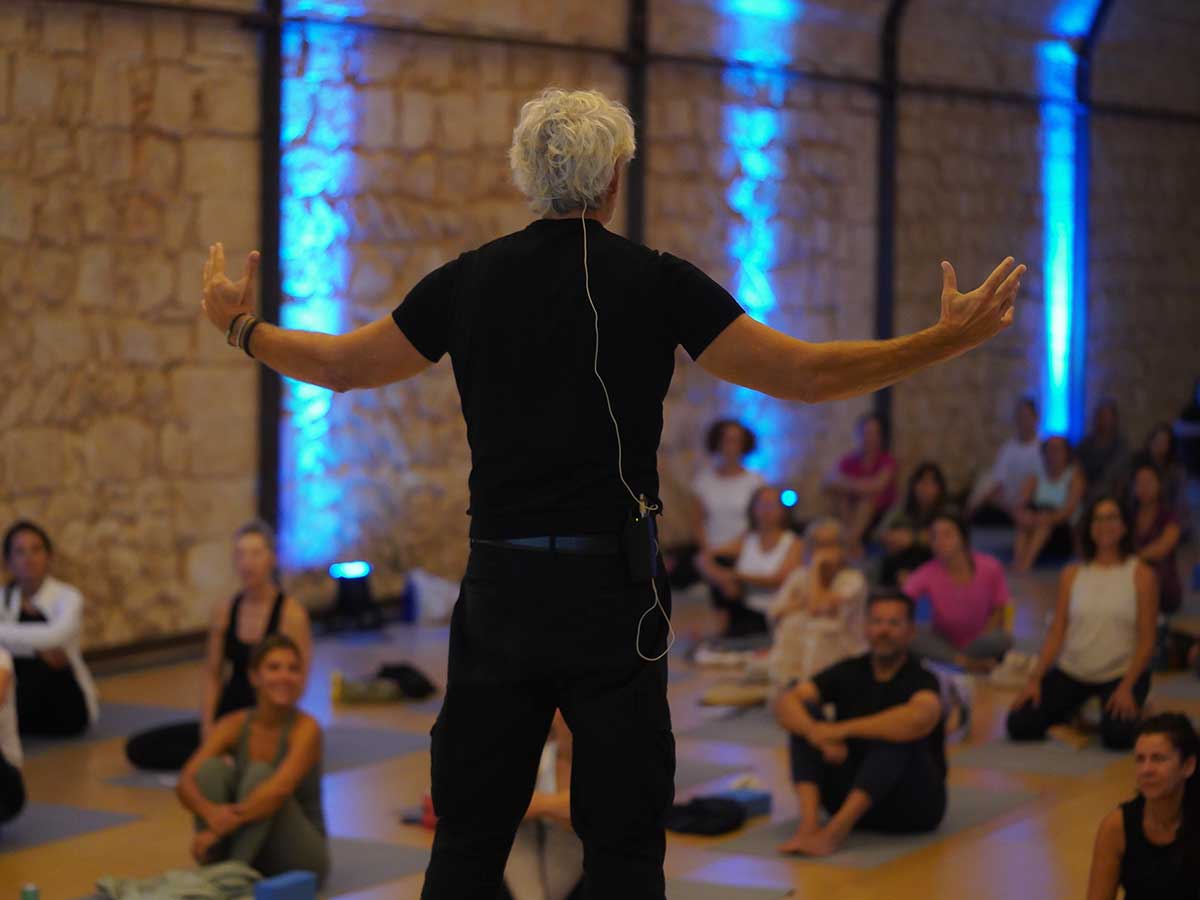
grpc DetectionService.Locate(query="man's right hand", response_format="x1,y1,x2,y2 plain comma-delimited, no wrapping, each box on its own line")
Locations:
938,257,1025,352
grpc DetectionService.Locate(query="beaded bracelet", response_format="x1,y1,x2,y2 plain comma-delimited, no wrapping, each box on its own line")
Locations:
225,312,249,347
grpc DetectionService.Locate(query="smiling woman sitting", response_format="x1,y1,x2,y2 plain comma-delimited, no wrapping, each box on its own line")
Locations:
175,634,328,884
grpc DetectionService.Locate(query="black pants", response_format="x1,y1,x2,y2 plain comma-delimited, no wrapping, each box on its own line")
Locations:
0,752,24,825
420,544,675,900
14,658,88,737
789,721,946,833
125,721,202,771
1006,667,1151,750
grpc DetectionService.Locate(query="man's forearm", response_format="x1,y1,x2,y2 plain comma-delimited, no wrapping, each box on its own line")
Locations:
798,324,962,403
838,704,935,743
242,322,349,392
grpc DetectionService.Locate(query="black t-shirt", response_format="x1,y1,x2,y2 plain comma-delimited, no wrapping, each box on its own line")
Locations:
812,653,947,776
392,218,745,538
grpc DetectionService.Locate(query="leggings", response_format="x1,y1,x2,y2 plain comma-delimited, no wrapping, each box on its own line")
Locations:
194,757,329,884
14,658,88,737
0,752,25,825
911,627,1014,667
1006,667,1151,751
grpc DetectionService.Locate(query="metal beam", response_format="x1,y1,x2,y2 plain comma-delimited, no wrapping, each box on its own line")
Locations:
626,0,648,245
256,0,283,530
873,0,911,425
1070,0,1117,438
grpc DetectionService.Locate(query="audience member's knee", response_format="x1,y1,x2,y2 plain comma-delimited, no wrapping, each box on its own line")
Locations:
237,760,276,796
194,757,234,798
1100,717,1138,752
1005,706,1044,742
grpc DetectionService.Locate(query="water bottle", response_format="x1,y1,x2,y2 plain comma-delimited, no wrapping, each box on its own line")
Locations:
21,886,39,900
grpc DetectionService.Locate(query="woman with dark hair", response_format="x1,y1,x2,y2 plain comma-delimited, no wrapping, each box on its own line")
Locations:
125,521,312,771
876,462,947,585
1086,712,1200,900
824,413,898,557
696,486,804,636
1012,435,1085,572
1128,462,1183,616
903,512,1013,673
0,520,98,736
177,633,328,882
1007,497,1157,751
692,419,765,551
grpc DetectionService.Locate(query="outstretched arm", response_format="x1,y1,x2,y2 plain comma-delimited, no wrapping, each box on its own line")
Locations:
697,258,1024,403
200,244,432,392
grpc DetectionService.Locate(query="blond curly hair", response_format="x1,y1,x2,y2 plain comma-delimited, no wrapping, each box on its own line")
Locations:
508,88,637,215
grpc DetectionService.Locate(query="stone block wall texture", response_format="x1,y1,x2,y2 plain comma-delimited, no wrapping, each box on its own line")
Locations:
0,1,261,648
3,0,1198,646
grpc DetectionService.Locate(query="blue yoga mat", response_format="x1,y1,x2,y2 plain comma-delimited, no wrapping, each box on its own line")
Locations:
23,703,193,758
1152,675,1200,702
951,739,1121,777
323,837,430,896
709,784,1036,869
674,756,752,791
666,881,789,899
0,803,139,853
679,706,783,748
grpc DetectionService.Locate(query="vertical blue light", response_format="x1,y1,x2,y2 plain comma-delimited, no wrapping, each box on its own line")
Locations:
1039,1,1100,438
279,4,362,568
719,0,802,479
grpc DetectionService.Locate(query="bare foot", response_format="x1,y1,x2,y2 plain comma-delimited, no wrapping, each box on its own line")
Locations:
779,826,842,856
777,822,820,854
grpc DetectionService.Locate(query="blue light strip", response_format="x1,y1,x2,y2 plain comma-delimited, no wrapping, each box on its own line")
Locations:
1039,1,1100,439
719,1,803,480
279,6,361,568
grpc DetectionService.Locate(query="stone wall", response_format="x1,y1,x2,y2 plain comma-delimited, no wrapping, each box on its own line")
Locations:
0,1,260,648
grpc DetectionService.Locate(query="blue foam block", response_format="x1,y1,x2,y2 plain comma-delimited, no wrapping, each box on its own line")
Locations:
718,787,772,817
254,871,317,900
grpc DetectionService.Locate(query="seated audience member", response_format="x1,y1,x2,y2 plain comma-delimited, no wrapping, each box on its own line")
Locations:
696,487,803,637
177,635,328,883
1128,462,1183,616
0,521,98,737
502,711,583,900
824,413,898,557
877,461,948,585
126,521,312,771
692,419,766,552
774,590,946,856
1013,436,1085,572
0,648,26,825
1085,713,1200,900
1007,497,1157,751
1078,399,1130,504
904,512,1013,673
1128,422,1190,532
766,518,868,687
966,395,1043,525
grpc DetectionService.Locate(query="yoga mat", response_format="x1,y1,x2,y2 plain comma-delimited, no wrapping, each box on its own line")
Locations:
674,757,752,791
951,739,1120,777
108,724,430,790
679,706,783,748
710,784,1036,869
1151,675,1200,702
23,703,194,758
323,837,430,897
0,803,139,853
666,881,789,899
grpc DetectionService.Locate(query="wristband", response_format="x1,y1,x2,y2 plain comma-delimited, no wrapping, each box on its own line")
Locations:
226,312,249,347
241,317,262,358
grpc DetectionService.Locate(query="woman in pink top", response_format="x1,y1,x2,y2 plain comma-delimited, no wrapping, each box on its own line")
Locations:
824,413,897,556
903,512,1013,673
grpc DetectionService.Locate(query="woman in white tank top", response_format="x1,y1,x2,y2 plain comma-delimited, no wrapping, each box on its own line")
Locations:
1007,497,1158,751
696,487,804,631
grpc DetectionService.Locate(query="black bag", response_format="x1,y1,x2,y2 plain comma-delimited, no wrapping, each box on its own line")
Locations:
664,796,747,835
375,662,437,700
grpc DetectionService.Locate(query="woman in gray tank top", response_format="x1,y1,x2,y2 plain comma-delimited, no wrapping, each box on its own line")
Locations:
176,634,328,883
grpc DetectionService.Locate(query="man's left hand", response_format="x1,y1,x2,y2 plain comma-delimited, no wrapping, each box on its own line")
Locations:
201,242,260,333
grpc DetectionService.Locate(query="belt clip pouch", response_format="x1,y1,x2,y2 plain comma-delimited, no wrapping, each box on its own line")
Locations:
623,505,658,584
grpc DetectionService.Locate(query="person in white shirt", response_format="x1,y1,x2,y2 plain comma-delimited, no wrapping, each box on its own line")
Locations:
696,486,804,636
0,521,99,737
967,395,1043,525
766,518,867,687
0,647,25,824
692,419,767,550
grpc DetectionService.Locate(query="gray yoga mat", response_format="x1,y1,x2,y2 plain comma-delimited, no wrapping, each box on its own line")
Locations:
323,837,430,896
710,784,1036,869
1151,675,1200,702
951,739,1121,777
108,723,430,790
666,881,790,899
0,803,139,853
23,703,194,758
679,706,783,748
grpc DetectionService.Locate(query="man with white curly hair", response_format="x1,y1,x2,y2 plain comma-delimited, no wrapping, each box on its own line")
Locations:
201,87,1024,898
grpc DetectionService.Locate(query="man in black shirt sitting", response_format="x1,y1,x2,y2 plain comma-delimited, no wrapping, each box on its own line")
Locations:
774,588,946,856
200,87,1022,898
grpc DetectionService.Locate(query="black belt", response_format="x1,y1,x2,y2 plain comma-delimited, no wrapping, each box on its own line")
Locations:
471,535,621,555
